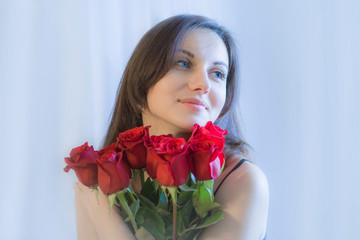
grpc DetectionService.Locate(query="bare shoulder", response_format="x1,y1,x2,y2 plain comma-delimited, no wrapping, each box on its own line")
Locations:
230,158,269,197
216,156,269,209
216,155,269,199
202,156,269,239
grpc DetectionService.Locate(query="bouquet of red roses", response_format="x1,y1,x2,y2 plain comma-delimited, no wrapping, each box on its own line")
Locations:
64,121,227,240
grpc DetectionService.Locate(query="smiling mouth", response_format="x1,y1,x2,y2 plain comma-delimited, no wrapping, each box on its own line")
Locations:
178,98,208,110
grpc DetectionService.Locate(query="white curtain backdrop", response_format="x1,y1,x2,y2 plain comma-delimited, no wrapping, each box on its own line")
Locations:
0,0,359,239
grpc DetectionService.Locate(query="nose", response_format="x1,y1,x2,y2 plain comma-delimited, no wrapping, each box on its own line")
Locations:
188,69,210,94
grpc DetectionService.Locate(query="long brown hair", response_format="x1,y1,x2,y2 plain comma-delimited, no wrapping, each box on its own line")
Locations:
102,14,249,156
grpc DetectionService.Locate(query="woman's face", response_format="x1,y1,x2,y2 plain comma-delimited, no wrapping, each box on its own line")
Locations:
142,28,228,138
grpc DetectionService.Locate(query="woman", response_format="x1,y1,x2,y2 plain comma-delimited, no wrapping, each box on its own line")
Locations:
74,14,269,240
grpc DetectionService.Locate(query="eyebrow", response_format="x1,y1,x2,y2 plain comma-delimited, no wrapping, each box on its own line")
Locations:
179,49,228,69
214,61,228,68
180,49,194,58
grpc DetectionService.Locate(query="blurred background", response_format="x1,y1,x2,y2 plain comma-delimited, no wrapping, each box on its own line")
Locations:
0,0,359,239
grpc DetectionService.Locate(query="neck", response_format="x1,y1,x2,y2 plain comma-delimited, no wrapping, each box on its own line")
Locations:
146,126,192,140
142,111,194,140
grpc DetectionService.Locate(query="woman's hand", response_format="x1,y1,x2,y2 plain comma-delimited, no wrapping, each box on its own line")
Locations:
201,159,269,240
74,181,111,221
73,181,100,240
73,181,136,240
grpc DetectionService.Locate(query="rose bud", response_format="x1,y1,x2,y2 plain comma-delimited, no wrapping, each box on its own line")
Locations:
202,121,228,138
96,150,131,195
144,134,172,178
188,123,227,180
188,139,225,180
188,122,227,147
146,136,189,186
144,132,173,149
64,142,99,187
97,142,120,156
117,126,149,169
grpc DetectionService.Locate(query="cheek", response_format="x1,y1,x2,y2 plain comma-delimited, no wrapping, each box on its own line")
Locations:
146,79,176,112
213,86,227,110
146,88,156,109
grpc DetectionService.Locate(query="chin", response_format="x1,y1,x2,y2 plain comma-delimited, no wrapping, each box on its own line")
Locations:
179,118,209,131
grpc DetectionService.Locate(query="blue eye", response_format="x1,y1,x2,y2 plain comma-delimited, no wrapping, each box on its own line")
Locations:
214,72,223,79
177,60,190,68
212,71,227,81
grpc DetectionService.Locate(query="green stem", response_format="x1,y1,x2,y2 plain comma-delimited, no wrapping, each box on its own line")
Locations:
117,192,138,232
126,189,137,202
173,199,177,240
167,187,178,240
140,168,145,187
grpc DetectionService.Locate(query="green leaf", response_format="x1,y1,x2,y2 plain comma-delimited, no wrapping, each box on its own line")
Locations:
140,178,158,204
135,226,156,240
136,207,166,240
137,194,171,217
192,183,221,218
176,210,185,236
193,210,223,230
192,231,202,240
165,224,173,240
125,187,137,201
162,210,173,225
157,192,168,210
203,180,214,195
129,198,140,217
181,199,193,228
153,178,161,191
181,229,201,240
178,190,193,206
179,184,196,192
192,184,211,218
116,191,138,232
179,211,223,239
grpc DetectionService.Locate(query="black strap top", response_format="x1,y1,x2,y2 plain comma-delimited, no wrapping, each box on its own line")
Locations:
214,158,250,196
213,159,267,240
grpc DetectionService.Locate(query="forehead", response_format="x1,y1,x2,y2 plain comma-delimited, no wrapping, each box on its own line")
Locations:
178,28,229,65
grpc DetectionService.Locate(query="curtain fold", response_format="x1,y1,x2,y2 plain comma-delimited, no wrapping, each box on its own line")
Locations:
0,1,359,239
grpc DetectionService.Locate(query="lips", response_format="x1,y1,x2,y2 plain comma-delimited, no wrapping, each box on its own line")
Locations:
178,98,208,109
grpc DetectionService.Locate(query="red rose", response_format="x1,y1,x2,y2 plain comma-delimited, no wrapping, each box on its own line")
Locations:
146,136,189,186
97,142,119,156
189,121,228,142
188,122,227,180
117,126,148,169
96,150,131,194
144,133,173,149
64,142,99,187
144,134,171,179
